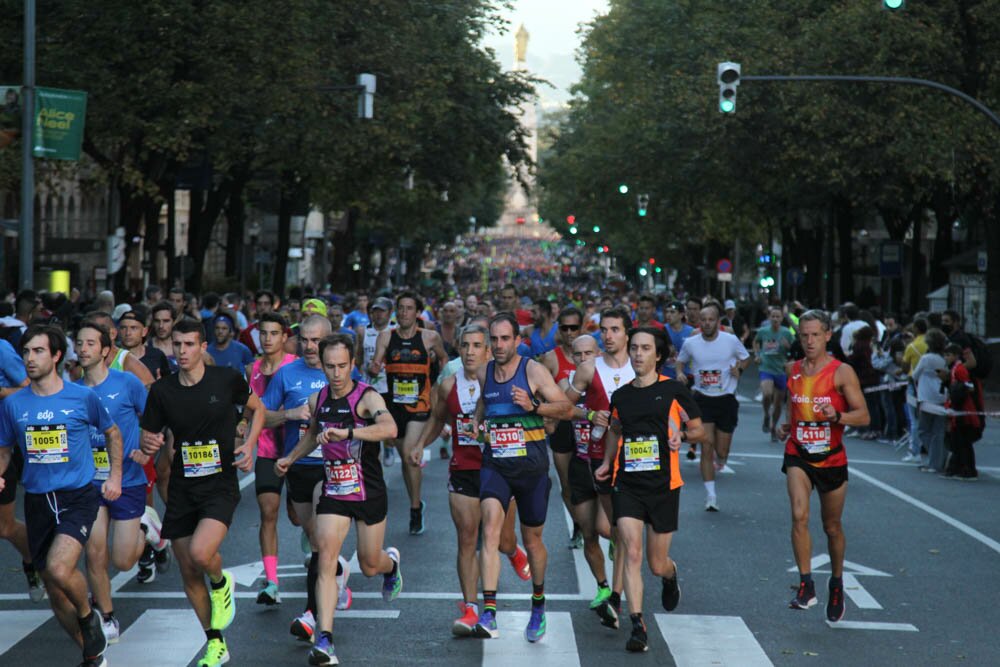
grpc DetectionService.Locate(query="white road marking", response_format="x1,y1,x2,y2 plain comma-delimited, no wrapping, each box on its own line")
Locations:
827,620,919,632
77,590,587,601
239,471,256,490
842,573,882,610
105,609,204,666
482,611,579,666
111,565,138,592
656,614,773,666
0,610,50,654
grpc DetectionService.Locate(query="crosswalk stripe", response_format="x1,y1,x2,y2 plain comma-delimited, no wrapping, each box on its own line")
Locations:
0,610,50,655
104,609,205,667
656,614,773,666
482,611,579,666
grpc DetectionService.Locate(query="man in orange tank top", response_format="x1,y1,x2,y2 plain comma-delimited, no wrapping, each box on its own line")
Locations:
778,310,869,623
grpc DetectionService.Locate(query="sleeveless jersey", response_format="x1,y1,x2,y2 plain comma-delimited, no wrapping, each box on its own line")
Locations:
250,354,297,459
553,346,575,384
315,381,383,501
482,357,548,476
384,330,432,413
582,356,635,460
785,359,848,467
447,372,482,471
110,348,129,371
568,369,592,462
363,324,394,393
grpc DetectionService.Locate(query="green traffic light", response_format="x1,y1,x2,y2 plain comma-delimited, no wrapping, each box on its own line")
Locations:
618,184,629,194
638,209,647,217
719,99,735,113
883,0,904,8
569,226,578,234
592,225,600,233
655,266,662,274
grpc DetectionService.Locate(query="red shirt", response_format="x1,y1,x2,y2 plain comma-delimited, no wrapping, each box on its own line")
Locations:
785,359,848,468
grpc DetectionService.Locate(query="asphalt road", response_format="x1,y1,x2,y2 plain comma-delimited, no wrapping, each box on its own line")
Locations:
2,399,999,666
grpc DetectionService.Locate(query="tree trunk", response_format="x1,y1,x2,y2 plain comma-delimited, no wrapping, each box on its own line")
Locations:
187,183,231,294
835,197,854,304
908,215,924,315
224,175,247,280
273,172,295,297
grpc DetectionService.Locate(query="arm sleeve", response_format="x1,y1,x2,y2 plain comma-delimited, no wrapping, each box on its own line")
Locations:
231,369,252,406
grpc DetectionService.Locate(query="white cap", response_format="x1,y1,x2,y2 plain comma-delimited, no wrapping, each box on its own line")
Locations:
724,299,736,310
112,303,133,321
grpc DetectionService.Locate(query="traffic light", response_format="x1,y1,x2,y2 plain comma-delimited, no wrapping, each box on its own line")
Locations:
637,193,649,217
759,276,775,288
717,62,741,113
648,257,655,265
569,225,578,235
566,214,576,225
639,267,648,277
655,266,662,274
597,246,605,254
618,184,629,194
883,0,904,8
592,225,600,233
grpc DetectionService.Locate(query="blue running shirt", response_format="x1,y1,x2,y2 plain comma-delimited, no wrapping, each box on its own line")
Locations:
262,359,328,464
77,369,148,488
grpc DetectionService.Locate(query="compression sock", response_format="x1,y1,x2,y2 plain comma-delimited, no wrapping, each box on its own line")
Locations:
800,573,813,586
263,555,279,586
306,552,319,613
484,590,497,614
532,582,545,607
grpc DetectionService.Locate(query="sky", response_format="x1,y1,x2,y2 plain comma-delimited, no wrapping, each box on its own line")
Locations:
482,0,609,109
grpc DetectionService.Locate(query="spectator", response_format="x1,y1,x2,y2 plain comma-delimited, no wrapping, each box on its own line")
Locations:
942,342,983,481
848,326,881,439
912,329,949,473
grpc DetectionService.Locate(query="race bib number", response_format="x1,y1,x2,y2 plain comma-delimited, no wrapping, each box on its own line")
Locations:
181,441,222,478
796,421,832,455
455,415,478,447
573,420,591,459
489,422,527,458
392,378,419,405
299,423,323,459
25,424,69,464
624,436,660,472
324,459,361,496
763,340,778,354
93,448,110,481
699,370,723,392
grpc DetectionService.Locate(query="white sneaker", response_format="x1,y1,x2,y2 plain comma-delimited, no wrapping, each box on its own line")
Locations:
101,615,120,644
705,495,719,512
901,454,920,463
140,505,163,546
290,609,316,642
383,447,396,467
716,464,736,475
336,555,352,610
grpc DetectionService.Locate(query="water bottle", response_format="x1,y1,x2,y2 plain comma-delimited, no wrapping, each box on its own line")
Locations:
590,424,606,441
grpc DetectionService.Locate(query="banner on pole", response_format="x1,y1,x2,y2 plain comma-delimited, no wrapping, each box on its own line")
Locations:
33,86,87,160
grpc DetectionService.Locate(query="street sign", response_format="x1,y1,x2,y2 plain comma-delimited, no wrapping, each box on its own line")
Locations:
786,267,805,286
717,272,732,282
879,242,903,278
716,258,732,273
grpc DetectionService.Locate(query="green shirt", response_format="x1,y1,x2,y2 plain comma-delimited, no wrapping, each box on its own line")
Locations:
755,325,795,374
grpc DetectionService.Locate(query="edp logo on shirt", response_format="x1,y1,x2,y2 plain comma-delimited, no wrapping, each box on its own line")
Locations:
36,410,54,421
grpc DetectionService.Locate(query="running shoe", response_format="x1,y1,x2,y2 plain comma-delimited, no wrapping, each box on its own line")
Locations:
452,604,479,637
140,505,163,546
101,614,120,644
209,570,235,630
762,415,770,433
661,565,681,611
24,566,46,602
80,610,107,666
439,445,449,460
626,618,648,653
705,495,719,512
715,461,735,474
153,542,172,574
256,581,281,606
596,598,620,629
524,605,546,643
136,544,156,583
309,633,339,666
568,527,583,550
789,580,817,610
900,453,921,463
336,554,352,610
589,586,612,610
826,579,846,622
382,547,402,601
77,659,107,667
474,610,499,639
196,637,230,666
686,444,696,460
290,609,316,642
508,545,531,581
409,501,425,535
383,446,396,467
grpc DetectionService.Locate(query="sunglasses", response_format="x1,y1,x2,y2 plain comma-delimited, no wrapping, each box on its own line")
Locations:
559,324,581,331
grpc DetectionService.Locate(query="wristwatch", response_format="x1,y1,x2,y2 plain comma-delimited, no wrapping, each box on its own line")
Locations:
530,397,541,413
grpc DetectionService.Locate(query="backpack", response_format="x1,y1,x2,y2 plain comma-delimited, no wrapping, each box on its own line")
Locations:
967,334,993,380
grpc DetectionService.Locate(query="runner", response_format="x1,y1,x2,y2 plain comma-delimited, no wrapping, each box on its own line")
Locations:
408,324,532,636
117,310,171,381
564,306,635,628
0,324,122,667
369,291,449,535
261,314,348,640
633,294,665,330
676,301,750,512
539,305,585,548
238,290,279,356
0,335,40,602
527,299,557,357
754,306,795,442
244,312,297,606
778,309,868,623
139,318,265,667
207,313,254,372
472,313,572,642
595,327,704,652
560,334,615,613
662,301,692,379
75,320,161,643
275,333,402,666
355,297,396,467
148,302,180,374
85,311,155,388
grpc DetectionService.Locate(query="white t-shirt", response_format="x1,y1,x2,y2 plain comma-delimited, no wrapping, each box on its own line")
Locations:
677,331,750,396
840,320,867,356
912,352,947,411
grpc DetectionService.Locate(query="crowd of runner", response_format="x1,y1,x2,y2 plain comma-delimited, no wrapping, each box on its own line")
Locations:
0,259,989,665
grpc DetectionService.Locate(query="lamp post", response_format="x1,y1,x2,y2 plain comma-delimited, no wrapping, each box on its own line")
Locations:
19,0,35,289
